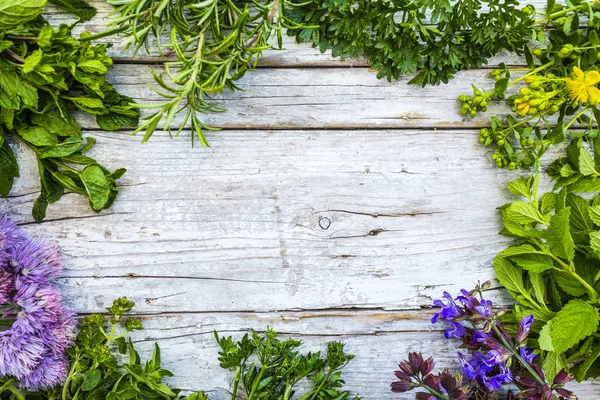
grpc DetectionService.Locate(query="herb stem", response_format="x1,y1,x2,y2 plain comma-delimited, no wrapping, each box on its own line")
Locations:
506,61,554,89
491,325,549,387
62,358,80,400
247,365,267,400
231,366,241,400
545,252,599,299
564,107,590,131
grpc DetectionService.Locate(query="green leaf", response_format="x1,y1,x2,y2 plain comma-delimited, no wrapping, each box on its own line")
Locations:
17,126,58,147
39,137,82,159
579,147,598,176
541,193,557,215
497,244,555,273
507,177,530,198
568,194,594,231
0,0,47,30
78,60,107,74
493,257,525,294
529,272,545,304
48,0,96,21
505,200,545,225
82,369,101,391
546,207,575,261
542,351,568,382
590,231,600,253
0,141,19,197
32,193,48,222
542,299,599,354
590,206,600,226
576,346,600,382
31,108,81,137
568,178,600,193
81,166,110,211
63,97,107,115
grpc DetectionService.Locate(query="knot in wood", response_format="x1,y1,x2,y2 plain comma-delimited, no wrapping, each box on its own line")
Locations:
318,216,331,230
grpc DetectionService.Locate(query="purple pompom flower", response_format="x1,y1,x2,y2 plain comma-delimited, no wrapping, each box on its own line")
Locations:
0,215,75,389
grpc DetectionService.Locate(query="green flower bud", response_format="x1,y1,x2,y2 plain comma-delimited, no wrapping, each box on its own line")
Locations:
479,137,485,143
508,162,517,170
458,95,468,102
474,89,482,96
469,109,477,118
497,139,506,146
480,128,488,134
532,48,543,57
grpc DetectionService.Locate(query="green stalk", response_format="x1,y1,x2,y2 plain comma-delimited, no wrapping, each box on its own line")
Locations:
231,366,242,400
247,365,267,400
62,358,80,400
546,252,599,299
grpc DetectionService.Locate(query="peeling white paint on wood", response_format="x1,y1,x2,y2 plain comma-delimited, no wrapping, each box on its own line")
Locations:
1,3,598,399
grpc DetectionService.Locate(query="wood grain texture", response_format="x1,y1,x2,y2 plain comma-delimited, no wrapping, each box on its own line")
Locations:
2,2,598,397
69,66,518,131
2,129,543,314
90,311,600,399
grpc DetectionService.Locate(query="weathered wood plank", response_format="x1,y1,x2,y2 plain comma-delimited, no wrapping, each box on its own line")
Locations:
46,0,544,66
104,311,600,399
2,129,547,313
73,66,517,131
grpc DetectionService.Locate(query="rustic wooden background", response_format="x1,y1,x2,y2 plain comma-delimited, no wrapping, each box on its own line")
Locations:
1,1,599,398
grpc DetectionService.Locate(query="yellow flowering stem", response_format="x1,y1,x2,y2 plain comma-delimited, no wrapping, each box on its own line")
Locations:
506,61,554,89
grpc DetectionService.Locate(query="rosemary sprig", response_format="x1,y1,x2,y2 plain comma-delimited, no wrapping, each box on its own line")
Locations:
102,0,315,146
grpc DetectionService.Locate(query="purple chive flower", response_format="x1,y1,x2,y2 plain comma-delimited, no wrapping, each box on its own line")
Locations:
0,268,13,305
6,239,63,282
18,354,69,390
0,215,74,389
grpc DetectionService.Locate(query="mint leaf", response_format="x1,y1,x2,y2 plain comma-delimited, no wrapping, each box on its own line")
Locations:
579,147,597,176
546,207,575,261
542,351,569,382
497,244,555,273
505,201,545,225
542,299,599,354
568,194,594,231
507,177,530,198
590,205,600,226
493,257,525,294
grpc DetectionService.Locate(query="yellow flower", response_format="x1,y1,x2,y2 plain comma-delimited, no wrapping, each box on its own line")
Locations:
566,66,600,104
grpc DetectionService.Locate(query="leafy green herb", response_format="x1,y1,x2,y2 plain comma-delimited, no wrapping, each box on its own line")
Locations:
494,173,600,380
100,0,314,146
0,298,359,400
48,0,96,22
287,0,534,86
461,0,600,173
0,0,139,221
215,329,360,400
42,297,208,400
